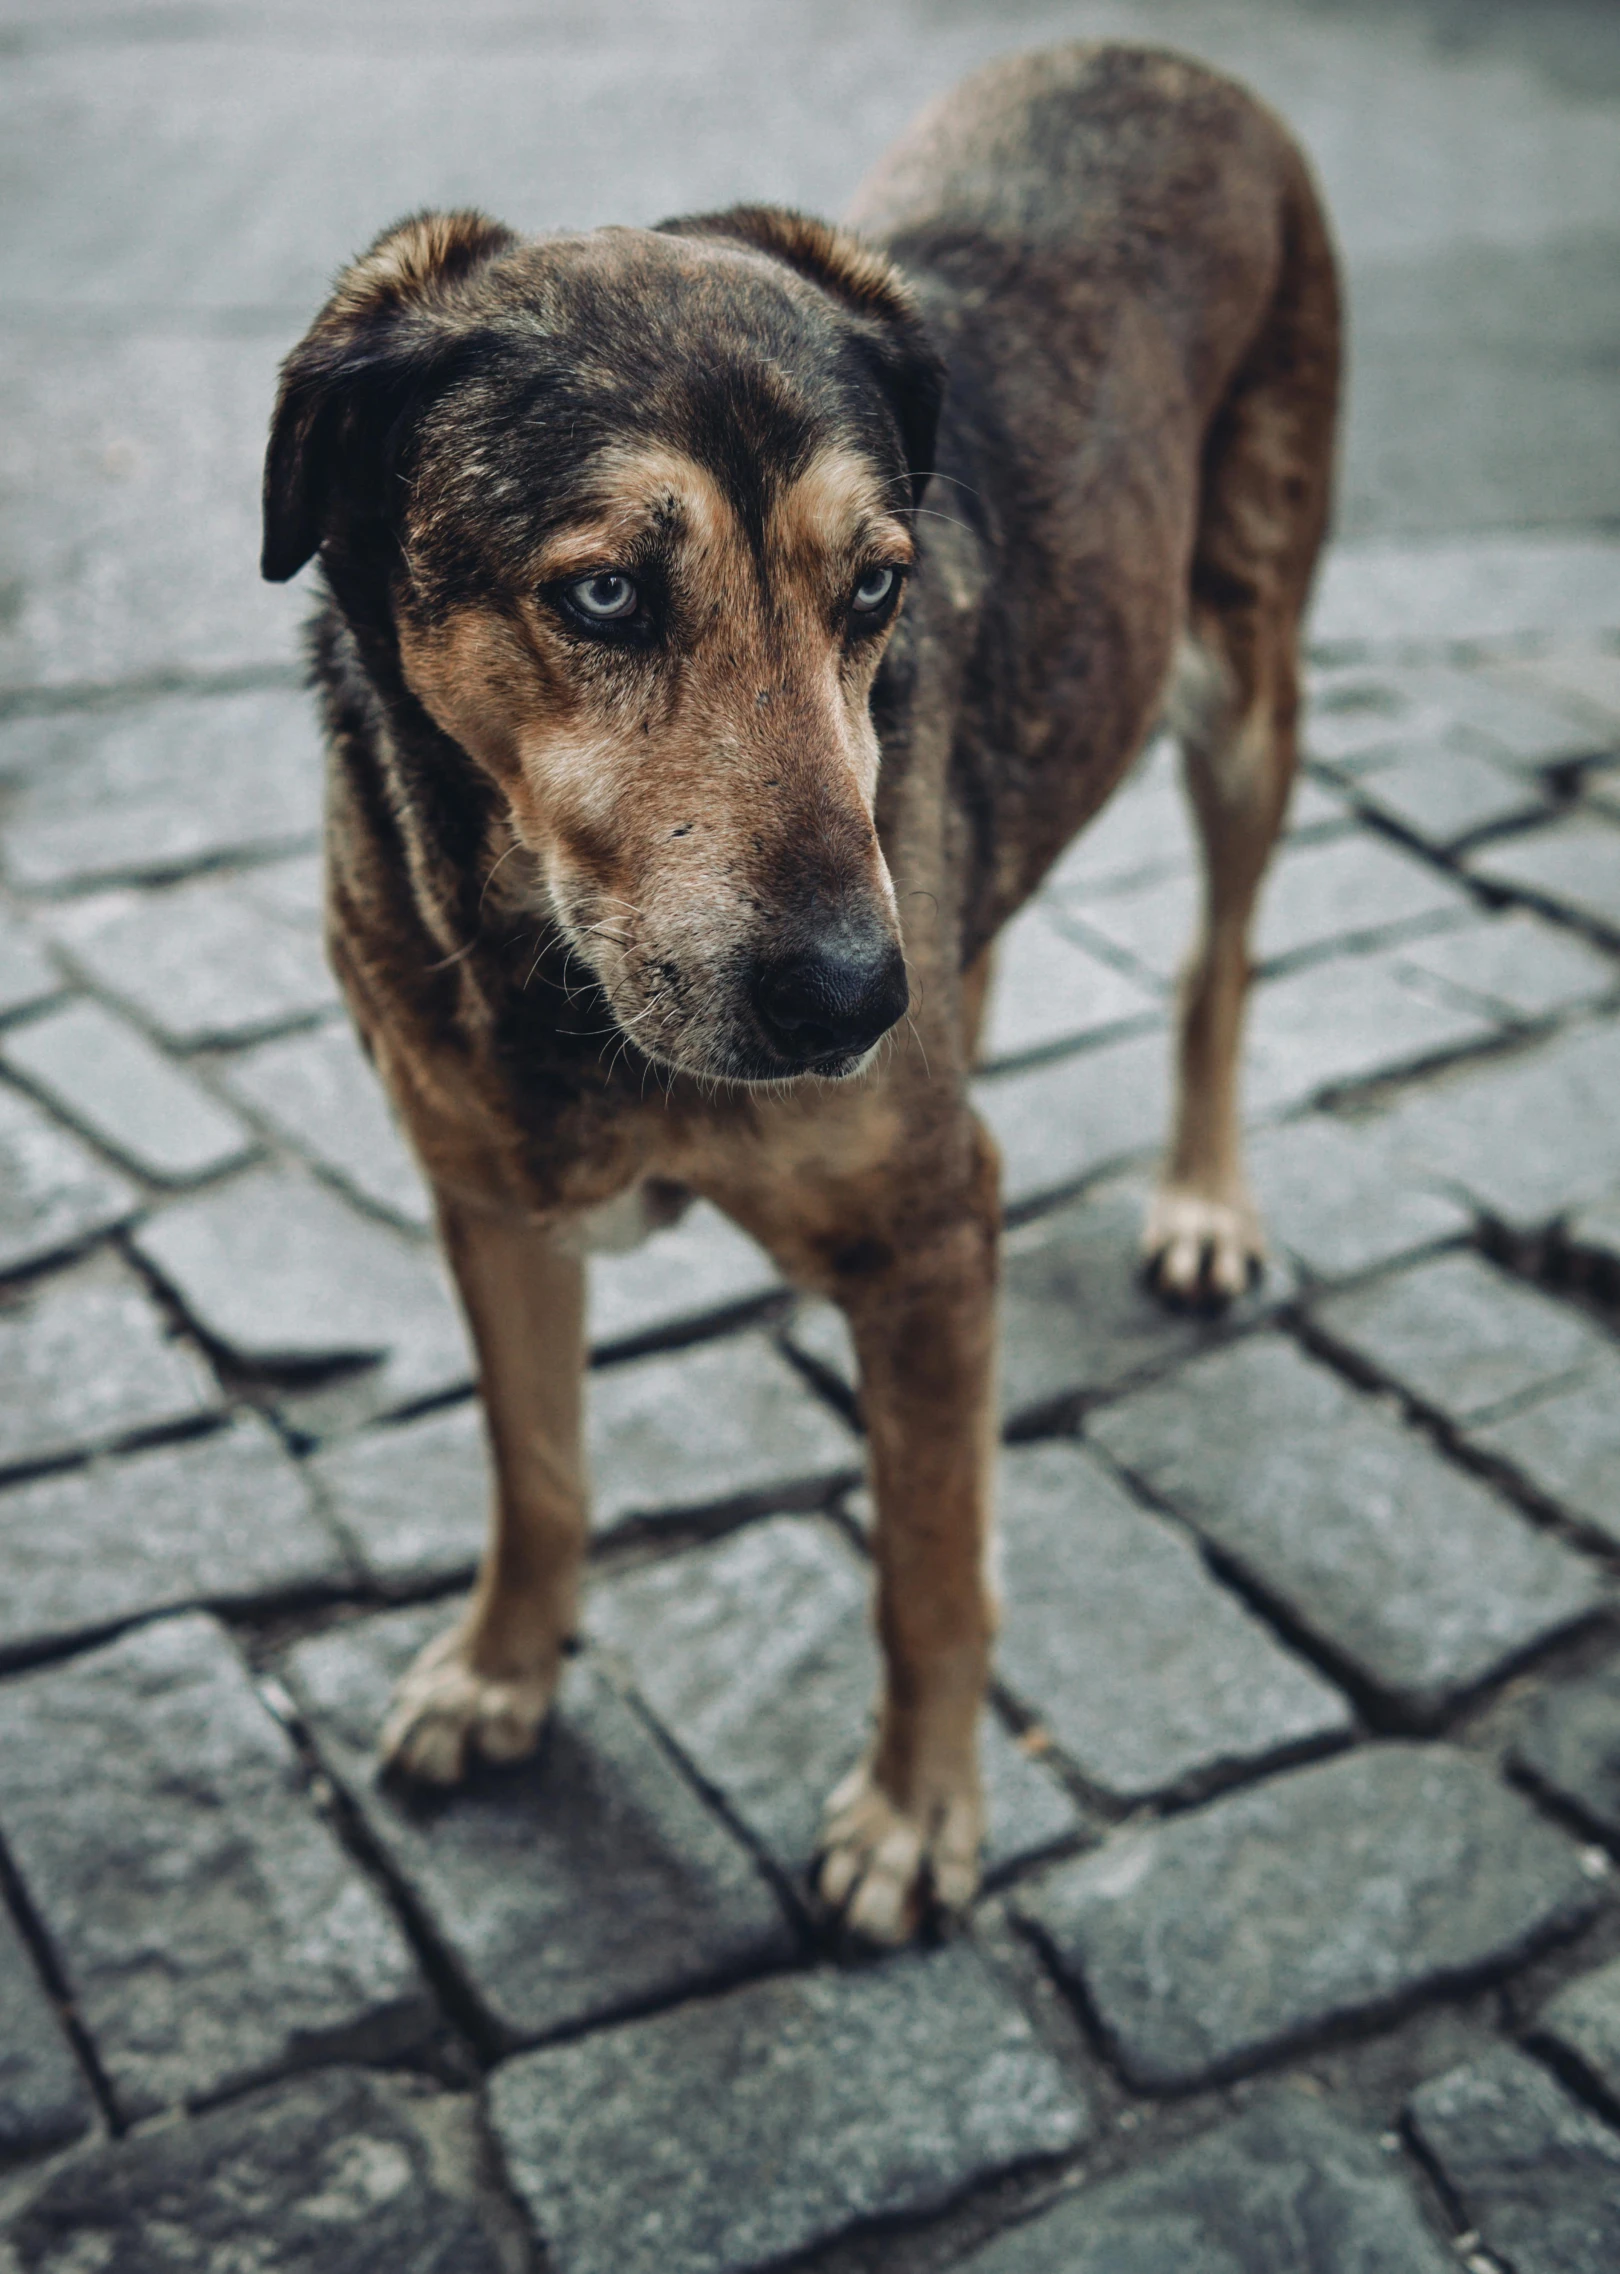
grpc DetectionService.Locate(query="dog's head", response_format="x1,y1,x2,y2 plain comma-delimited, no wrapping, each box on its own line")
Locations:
263,206,944,1084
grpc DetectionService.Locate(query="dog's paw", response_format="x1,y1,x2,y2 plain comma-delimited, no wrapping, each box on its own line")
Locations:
1142,1184,1263,1309
815,1761,982,1946
378,1622,556,1786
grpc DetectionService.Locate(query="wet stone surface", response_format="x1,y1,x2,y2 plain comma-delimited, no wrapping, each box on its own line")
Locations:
587,1514,1081,1886
0,1613,433,2119
1465,1349,1620,1549
308,1398,489,1593
994,1441,1351,1805
489,1946,1091,2274
0,1904,92,2169
287,1603,796,2048
1407,2046,1620,2274
1537,1954,1620,2113
0,2066,523,2274
1512,1654,1620,1843
1242,1113,1469,1283
1088,1335,1603,1719
957,2095,1452,2274
1016,1745,1596,2091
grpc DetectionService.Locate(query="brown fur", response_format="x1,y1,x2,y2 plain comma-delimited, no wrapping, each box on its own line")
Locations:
264,43,1339,1942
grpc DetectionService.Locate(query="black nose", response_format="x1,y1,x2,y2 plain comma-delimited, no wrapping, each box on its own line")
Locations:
751,935,909,1065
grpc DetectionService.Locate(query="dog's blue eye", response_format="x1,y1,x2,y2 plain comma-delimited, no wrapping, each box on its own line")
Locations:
569,571,638,621
851,566,898,613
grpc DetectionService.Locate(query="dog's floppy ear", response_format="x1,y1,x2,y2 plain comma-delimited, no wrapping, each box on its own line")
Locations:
262,209,518,583
660,205,945,508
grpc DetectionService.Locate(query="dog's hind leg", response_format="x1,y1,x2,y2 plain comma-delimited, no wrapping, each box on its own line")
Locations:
380,1195,587,1782
1144,162,1339,1305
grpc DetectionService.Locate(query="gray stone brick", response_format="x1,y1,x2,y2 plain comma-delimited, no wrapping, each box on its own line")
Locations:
1468,810,1620,937
995,1442,1350,1805
309,1399,487,1592
974,1026,1170,1211
1311,547,1620,679
981,902,1161,1067
1347,734,1545,847
1465,1353,1620,1547
0,688,322,893
0,1078,137,1277
1408,2045,1620,2274
1244,1114,1470,1283
1312,1250,1601,1424
489,1945,1090,2274
2,998,254,1184
1244,946,1498,1118
0,1905,92,2167
286,1606,794,2048
0,909,60,1022
587,1515,1080,1886
1538,1955,1620,2114
1381,1019,1620,1231
1512,1656,1620,1842
1088,1336,1604,1718
588,1199,781,1355
1391,909,1617,1021
589,1333,857,1534
1492,647,1620,742
46,860,337,1047
1041,735,1193,902
0,2065,522,2273
218,1017,431,1228
0,1415,347,1666
957,2096,1450,2274
1304,661,1604,777
0,1613,431,2119
132,1164,471,1421
1565,1190,1620,1276
1016,1746,1595,2091
0,1254,219,1476
1303,667,1421,768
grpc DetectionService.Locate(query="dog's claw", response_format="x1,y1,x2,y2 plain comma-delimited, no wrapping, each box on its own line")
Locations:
815,1762,981,1946
1142,1186,1263,1311
379,1622,555,1786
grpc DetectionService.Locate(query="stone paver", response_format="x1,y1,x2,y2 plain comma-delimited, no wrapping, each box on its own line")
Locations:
0,1415,347,1666
287,1605,794,2048
587,1515,1081,1885
1016,1746,1595,2090
1089,1335,1604,1718
957,2095,1451,2274
1465,1350,1620,1548
1408,2046,1620,2274
981,901,1161,1066
1468,809,1620,937
218,1018,431,1228
1244,944,1499,1116
0,1254,219,1476
0,1905,91,2168
589,1333,857,1534
0,1613,432,2119
995,1442,1350,1804
0,1078,137,1277
1244,1113,1470,1282
1382,1018,1620,1231
1494,649,1620,741
1311,1250,1603,1424
0,2066,521,2273
489,1946,1090,2274
974,1026,1170,1210
588,1199,781,1355
1538,1955,1620,2113
45,859,337,1047
0,689,323,895
2,998,254,1184
1390,908,1617,1022
309,1399,487,1592
1345,733,1545,847
1040,734,1193,900
1512,1655,1620,1842
132,1164,470,1419
0,910,60,1023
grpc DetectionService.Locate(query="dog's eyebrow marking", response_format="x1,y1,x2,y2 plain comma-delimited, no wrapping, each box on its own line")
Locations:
533,447,728,582
772,445,916,572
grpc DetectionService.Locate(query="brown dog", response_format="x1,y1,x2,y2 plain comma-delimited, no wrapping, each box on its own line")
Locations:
262,43,1338,1944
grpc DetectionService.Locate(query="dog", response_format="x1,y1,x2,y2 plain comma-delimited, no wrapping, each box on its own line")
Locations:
261,42,1338,1945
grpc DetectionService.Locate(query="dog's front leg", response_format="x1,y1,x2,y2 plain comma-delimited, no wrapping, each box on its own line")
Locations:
815,1130,1000,1944
381,1194,587,1783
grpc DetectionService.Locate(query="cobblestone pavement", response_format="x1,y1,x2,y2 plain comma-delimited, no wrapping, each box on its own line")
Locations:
6,2,1620,2269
